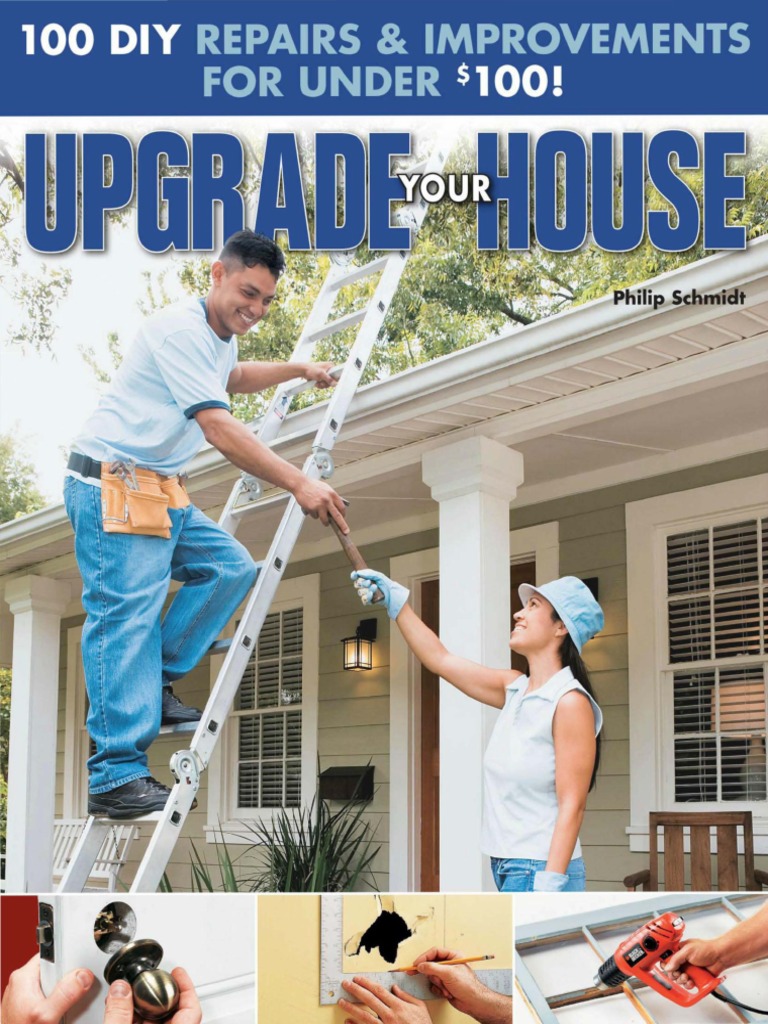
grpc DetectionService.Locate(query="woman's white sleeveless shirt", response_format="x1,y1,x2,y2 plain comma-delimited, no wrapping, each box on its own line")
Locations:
481,666,603,860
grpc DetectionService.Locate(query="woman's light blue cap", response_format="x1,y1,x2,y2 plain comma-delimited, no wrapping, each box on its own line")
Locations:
518,576,604,653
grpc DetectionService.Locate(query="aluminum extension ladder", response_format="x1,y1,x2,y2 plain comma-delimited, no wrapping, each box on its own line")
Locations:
59,140,449,892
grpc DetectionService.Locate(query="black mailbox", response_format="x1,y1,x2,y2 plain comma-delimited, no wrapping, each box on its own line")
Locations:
319,765,374,803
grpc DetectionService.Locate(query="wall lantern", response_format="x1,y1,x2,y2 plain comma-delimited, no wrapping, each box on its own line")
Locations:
342,618,377,671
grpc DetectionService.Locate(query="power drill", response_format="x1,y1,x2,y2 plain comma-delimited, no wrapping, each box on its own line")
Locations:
594,912,724,1008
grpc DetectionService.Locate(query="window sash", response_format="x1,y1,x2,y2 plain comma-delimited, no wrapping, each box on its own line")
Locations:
671,664,767,803
666,518,766,665
665,516,767,806
232,607,304,813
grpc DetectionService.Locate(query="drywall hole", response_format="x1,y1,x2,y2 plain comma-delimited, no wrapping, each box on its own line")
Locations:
345,896,433,965
93,902,137,953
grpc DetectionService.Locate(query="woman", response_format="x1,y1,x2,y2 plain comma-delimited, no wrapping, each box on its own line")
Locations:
351,570,604,892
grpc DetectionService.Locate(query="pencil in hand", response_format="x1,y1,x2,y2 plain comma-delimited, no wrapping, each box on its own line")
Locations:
393,954,495,973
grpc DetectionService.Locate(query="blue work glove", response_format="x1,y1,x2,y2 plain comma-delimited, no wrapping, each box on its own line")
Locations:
533,870,569,892
351,569,410,621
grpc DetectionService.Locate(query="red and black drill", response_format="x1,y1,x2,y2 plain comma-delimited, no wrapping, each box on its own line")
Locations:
594,912,724,1008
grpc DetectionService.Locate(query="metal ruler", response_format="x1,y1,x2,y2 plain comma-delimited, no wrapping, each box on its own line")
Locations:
319,894,514,1006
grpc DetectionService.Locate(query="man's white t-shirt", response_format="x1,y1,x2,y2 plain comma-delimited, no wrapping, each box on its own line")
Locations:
71,298,237,478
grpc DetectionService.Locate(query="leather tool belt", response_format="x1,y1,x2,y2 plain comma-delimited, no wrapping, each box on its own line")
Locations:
68,452,190,538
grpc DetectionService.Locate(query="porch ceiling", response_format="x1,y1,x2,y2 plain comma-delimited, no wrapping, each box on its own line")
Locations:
328,298,768,467
2,242,768,583
195,360,768,558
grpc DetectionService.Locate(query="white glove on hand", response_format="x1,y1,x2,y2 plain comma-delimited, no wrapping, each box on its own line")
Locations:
532,870,569,892
351,569,410,620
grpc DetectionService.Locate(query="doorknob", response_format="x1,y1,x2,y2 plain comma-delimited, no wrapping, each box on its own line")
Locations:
103,939,180,1021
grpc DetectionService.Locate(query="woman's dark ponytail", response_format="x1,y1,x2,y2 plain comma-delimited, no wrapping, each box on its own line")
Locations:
558,632,602,791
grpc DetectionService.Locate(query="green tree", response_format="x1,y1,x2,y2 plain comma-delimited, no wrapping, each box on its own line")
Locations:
0,431,46,523
0,139,72,351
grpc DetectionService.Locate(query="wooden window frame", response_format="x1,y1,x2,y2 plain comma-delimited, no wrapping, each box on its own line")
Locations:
515,892,768,1023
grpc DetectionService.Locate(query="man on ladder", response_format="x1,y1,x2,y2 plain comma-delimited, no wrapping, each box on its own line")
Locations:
64,229,349,821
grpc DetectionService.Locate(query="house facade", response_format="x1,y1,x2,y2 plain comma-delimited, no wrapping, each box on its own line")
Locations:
2,241,767,893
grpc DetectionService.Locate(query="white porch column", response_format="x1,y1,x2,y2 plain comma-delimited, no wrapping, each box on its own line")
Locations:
5,575,71,892
422,437,524,892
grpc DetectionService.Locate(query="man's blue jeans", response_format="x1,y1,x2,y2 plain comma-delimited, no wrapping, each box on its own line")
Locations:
490,856,587,892
64,476,258,793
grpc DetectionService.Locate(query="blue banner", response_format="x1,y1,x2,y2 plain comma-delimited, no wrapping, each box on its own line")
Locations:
0,1,765,116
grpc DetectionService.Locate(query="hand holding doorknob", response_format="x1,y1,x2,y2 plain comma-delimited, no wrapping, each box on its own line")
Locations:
0,954,201,1024
104,966,200,1024
104,941,182,1022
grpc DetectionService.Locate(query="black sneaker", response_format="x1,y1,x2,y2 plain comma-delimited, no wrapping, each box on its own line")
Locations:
89,777,172,819
161,686,203,725
88,776,198,818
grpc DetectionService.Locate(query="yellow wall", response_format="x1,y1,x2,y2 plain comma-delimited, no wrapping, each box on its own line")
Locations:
258,895,513,1024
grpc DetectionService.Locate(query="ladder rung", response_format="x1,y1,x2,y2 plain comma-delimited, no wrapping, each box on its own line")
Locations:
282,364,344,399
158,722,197,736
307,308,367,342
230,490,291,517
89,811,164,824
208,639,232,656
328,255,392,289
402,158,428,176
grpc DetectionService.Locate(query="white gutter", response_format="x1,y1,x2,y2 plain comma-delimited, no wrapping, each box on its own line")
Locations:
3,238,768,554
279,238,768,438
0,503,72,547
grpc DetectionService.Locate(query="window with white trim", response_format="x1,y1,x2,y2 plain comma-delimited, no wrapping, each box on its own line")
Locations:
626,476,768,853
233,606,304,810
668,519,767,804
208,573,320,835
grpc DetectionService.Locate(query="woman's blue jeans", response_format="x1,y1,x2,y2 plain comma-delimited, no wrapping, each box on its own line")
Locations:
491,856,587,892
64,476,258,793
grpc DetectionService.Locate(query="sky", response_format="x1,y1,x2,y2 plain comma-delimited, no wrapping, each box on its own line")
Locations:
0,227,190,501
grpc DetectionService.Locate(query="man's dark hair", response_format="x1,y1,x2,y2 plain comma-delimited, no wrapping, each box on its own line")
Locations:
219,229,286,279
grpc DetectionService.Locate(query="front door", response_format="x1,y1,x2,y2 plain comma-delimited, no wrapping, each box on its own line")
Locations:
510,560,536,674
419,578,440,892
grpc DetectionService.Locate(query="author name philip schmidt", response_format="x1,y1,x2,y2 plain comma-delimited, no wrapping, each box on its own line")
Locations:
613,287,746,310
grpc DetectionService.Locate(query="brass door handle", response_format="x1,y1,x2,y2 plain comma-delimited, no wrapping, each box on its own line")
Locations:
103,939,180,1021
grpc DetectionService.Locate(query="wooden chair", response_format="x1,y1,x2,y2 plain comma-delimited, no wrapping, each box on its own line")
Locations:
52,819,139,891
624,811,768,891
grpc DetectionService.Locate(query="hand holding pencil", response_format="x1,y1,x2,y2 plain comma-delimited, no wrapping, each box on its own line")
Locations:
408,949,512,1024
